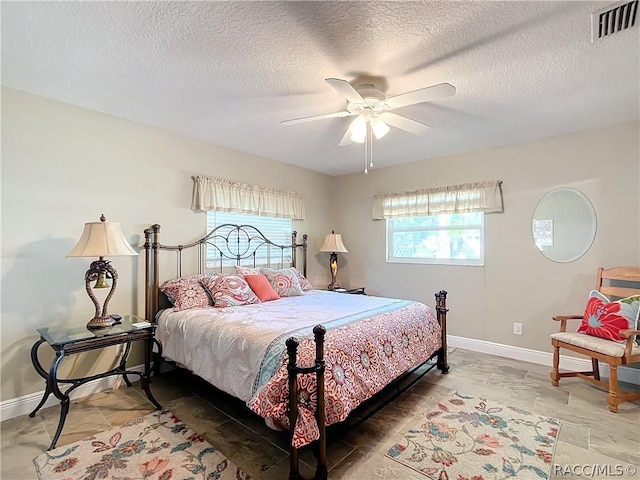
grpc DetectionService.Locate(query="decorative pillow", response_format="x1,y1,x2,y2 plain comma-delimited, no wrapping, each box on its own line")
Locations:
200,274,260,308
261,268,305,297
577,290,640,342
234,265,262,275
160,274,215,311
244,274,281,302
292,267,314,291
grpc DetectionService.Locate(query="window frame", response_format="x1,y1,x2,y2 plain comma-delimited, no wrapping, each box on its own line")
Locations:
386,212,485,266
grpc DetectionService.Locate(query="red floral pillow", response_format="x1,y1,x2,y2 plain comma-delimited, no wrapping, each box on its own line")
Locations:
201,274,260,308
578,290,640,341
160,274,215,311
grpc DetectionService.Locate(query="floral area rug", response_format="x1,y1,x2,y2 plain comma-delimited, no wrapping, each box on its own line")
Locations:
34,409,251,480
386,392,560,480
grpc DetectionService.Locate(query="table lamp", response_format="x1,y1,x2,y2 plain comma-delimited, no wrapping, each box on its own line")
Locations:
67,214,138,329
319,230,349,290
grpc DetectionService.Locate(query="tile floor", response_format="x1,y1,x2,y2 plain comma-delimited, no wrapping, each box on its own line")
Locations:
2,348,639,479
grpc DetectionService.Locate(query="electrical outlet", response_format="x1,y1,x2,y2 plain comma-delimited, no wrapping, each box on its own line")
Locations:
513,323,523,335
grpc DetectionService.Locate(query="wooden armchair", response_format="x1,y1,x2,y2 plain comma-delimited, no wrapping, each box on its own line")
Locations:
550,266,640,412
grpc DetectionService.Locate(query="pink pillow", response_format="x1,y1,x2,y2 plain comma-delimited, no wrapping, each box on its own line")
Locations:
292,267,314,291
201,274,260,308
160,274,214,311
245,274,280,302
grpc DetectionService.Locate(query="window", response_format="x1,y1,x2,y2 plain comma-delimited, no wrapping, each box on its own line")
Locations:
386,213,484,266
206,211,293,269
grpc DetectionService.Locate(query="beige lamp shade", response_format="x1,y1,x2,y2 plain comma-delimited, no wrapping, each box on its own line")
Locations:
319,231,348,253
67,219,138,257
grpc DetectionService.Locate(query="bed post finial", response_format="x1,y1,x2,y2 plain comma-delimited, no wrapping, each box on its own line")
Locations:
435,290,449,374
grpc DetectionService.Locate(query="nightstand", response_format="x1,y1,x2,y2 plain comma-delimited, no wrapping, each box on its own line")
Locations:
328,286,366,295
29,315,162,450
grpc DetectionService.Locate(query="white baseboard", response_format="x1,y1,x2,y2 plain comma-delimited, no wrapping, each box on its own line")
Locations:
448,335,640,385
0,364,145,422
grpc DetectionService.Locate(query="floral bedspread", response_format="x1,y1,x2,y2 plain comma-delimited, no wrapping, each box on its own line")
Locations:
248,301,442,448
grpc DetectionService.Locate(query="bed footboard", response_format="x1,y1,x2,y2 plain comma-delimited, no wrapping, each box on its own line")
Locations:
285,291,448,480
286,325,327,480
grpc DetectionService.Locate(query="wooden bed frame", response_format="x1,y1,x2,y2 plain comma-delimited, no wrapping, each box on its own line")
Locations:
143,223,449,480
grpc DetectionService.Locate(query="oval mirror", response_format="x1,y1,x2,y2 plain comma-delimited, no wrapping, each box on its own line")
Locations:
532,188,597,263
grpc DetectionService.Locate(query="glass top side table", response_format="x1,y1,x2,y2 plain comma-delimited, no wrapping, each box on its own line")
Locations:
30,315,163,450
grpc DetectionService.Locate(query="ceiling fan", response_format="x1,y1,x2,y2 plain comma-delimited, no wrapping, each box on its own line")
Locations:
281,78,456,146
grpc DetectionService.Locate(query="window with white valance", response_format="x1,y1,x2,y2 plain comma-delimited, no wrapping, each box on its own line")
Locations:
372,180,503,219
375,180,503,266
191,175,305,220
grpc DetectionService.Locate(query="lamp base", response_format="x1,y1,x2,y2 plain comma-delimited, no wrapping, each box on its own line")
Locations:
87,315,117,330
328,252,341,291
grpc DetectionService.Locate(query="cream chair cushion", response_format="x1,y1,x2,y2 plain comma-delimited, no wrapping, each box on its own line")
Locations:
551,332,640,357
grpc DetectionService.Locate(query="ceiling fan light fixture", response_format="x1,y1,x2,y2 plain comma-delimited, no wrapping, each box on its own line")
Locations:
280,77,456,172
370,116,390,139
348,114,367,143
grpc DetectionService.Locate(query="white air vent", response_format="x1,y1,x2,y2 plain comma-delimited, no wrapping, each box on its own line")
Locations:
592,0,638,42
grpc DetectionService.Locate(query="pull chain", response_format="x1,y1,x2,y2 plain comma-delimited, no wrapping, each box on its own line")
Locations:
369,125,374,169
364,138,368,174
364,121,373,174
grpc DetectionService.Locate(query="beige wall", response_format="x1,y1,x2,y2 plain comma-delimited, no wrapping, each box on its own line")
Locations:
332,121,640,352
0,87,334,402
2,86,639,405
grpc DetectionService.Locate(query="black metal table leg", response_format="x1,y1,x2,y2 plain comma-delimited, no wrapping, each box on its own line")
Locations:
29,339,51,418
151,337,163,377
119,342,134,387
47,352,67,450
141,333,161,410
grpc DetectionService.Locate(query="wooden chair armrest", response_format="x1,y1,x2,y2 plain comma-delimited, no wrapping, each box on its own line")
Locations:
620,329,640,339
552,315,582,321
620,330,640,359
552,315,582,333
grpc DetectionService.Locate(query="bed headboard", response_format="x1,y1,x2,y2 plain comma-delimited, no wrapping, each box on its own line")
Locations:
143,223,308,321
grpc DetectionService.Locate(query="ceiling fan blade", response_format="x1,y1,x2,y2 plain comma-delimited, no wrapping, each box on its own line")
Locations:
384,83,456,110
379,112,432,136
281,110,352,125
325,78,364,103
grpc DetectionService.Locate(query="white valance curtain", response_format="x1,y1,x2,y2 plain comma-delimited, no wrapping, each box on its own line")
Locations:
191,176,305,220
372,180,503,219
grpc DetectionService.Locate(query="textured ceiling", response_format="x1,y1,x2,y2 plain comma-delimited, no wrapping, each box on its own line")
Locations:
2,1,639,176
